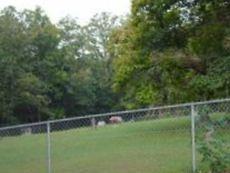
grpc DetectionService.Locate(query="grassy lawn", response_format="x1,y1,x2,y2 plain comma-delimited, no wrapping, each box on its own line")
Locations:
0,115,228,173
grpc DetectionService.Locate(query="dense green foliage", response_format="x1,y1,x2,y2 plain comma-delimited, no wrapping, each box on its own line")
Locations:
111,0,230,108
0,7,120,125
197,112,230,173
0,0,229,125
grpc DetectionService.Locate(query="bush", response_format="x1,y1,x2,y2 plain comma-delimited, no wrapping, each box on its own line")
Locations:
197,113,230,173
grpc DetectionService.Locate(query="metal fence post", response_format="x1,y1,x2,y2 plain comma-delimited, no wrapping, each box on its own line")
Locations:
47,121,51,173
191,104,196,173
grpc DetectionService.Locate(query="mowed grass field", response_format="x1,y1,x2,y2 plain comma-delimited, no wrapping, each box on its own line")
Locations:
0,115,229,173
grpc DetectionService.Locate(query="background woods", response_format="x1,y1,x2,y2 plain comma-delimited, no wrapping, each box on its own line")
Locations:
0,0,229,126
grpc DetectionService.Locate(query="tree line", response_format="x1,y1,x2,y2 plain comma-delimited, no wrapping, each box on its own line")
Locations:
0,0,229,126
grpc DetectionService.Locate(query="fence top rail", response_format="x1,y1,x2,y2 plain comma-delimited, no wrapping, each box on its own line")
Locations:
0,98,229,131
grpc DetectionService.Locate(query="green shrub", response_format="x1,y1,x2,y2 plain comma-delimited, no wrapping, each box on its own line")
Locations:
197,113,230,173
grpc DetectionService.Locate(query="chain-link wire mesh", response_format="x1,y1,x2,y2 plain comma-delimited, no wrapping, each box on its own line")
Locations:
0,123,48,173
194,101,230,172
0,99,229,173
50,105,192,173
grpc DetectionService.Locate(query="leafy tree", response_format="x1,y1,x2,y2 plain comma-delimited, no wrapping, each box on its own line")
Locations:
110,0,230,108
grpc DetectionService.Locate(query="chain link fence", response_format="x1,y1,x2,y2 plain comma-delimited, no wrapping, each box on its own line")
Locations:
0,99,229,173
194,101,230,173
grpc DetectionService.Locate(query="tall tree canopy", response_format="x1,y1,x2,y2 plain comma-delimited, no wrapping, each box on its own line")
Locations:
0,0,229,126
0,7,120,126
110,0,230,108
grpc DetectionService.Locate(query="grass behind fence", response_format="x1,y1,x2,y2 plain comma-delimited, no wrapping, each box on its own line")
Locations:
0,115,228,173
0,116,192,173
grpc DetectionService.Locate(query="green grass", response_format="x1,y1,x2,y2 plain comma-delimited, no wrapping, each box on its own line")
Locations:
0,116,228,173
